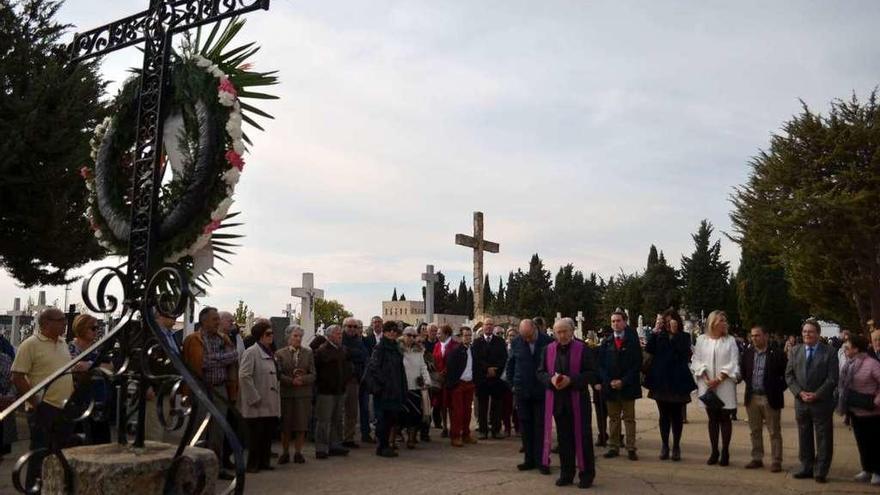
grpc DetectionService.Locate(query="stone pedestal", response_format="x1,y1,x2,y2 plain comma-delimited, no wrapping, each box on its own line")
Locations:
42,441,218,495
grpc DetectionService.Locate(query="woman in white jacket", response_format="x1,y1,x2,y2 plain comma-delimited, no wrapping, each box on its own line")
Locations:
400,326,432,449
691,310,740,467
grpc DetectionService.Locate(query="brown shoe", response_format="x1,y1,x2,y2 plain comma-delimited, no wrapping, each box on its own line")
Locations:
770,463,782,473
451,438,464,447
463,435,478,444
745,460,764,469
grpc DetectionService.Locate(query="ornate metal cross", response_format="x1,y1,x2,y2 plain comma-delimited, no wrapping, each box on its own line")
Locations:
455,211,499,319
71,0,270,303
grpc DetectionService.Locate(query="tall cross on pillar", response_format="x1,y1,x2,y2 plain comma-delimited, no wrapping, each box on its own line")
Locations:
291,273,323,340
421,264,439,324
576,310,585,335
455,211,499,320
7,298,24,347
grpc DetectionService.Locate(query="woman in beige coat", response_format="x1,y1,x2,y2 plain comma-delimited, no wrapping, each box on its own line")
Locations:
239,321,280,473
275,325,316,464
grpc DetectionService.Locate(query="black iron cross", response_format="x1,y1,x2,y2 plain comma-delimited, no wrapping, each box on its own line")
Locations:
70,0,270,304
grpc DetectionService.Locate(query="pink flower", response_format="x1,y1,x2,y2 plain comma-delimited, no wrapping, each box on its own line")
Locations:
80,166,92,180
89,219,99,231
203,219,222,235
237,63,253,71
225,149,245,171
218,78,237,98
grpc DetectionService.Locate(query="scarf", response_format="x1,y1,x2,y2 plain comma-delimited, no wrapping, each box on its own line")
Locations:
258,342,275,358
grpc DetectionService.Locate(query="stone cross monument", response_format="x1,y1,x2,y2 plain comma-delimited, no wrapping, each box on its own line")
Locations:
282,303,296,326
576,310,585,335
8,298,23,346
421,264,438,324
455,211,499,320
291,273,324,339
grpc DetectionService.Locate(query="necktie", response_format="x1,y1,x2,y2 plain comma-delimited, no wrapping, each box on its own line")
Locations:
806,347,814,370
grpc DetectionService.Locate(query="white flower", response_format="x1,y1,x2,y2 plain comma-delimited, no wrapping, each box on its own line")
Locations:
218,92,236,107
195,56,212,68
86,206,93,218
210,197,234,221
232,139,245,154
85,181,93,192
90,150,97,160
222,167,241,186
94,229,102,239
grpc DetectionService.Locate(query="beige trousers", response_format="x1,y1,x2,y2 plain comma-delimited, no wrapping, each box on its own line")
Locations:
746,394,782,464
607,399,637,451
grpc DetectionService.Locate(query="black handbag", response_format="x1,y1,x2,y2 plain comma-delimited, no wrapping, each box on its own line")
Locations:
699,389,725,409
847,390,877,411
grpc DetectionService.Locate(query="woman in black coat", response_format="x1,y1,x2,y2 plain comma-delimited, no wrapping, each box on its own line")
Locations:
644,310,697,461
364,321,407,458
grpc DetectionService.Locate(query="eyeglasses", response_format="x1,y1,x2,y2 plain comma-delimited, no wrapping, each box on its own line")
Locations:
264,332,273,336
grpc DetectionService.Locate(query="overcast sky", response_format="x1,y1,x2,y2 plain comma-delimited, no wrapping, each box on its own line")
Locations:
2,0,879,321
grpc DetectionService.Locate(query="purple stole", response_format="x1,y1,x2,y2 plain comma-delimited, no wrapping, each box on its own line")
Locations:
542,340,586,472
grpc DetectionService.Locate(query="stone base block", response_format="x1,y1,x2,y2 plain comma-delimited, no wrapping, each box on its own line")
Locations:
42,441,218,495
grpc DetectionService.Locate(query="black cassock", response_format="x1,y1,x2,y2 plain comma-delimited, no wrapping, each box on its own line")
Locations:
538,339,597,484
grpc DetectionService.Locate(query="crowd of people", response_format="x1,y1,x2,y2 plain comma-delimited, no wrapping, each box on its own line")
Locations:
1,305,880,490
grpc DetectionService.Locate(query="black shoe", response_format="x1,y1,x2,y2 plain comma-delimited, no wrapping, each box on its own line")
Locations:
659,446,669,460
278,453,290,465
719,451,729,466
376,447,398,458
539,465,551,475
792,470,813,479
707,451,719,465
441,429,449,438
420,432,431,442
671,447,681,462
341,441,360,449
627,450,638,461
259,465,275,471
218,470,235,480
294,453,306,464
578,474,593,489
479,432,489,440
814,475,827,484
517,463,536,471
491,432,503,440
555,477,574,487
316,452,329,460
329,447,350,456
603,449,619,459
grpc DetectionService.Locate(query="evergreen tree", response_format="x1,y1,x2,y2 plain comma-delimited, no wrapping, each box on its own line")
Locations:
681,220,730,317
736,243,807,335
457,277,469,315
505,270,523,316
483,273,494,310
642,246,681,317
466,287,475,318
0,0,107,286
518,254,553,320
493,276,506,314
391,288,398,301
433,271,455,314
553,264,580,317
600,272,644,326
724,274,742,333
400,293,406,301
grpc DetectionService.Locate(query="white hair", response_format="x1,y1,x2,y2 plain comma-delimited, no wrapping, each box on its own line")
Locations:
554,317,575,333
285,324,305,338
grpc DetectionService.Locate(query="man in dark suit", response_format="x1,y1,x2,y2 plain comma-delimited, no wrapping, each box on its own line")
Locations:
359,316,383,443
597,310,642,460
741,325,788,472
472,316,508,439
445,326,481,446
785,319,838,483
505,318,553,473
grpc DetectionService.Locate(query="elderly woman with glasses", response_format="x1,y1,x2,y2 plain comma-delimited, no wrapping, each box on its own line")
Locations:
239,321,281,473
400,326,432,449
69,314,113,445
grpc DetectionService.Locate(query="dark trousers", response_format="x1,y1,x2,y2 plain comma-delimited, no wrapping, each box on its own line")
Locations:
376,408,399,451
222,405,241,465
26,403,74,490
706,408,733,454
431,388,444,428
656,400,685,449
517,397,544,467
358,386,372,438
851,415,880,475
477,379,504,435
246,417,276,469
555,398,595,483
593,390,608,443
794,402,834,476
501,387,515,433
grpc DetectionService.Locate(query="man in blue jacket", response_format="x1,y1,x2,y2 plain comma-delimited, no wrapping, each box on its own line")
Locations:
597,310,643,460
506,318,553,473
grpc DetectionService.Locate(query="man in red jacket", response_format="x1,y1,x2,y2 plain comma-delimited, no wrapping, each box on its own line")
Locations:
433,324,455,438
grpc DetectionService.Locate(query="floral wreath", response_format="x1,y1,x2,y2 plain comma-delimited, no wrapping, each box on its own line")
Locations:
81,20,277,282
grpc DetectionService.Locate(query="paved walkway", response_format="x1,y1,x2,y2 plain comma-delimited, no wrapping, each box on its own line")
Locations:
244,393,875,495
2,392,876,494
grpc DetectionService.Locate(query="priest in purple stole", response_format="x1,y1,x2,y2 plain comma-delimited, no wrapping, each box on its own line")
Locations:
538,318,598,489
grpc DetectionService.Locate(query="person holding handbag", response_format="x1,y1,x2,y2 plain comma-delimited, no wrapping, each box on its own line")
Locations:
691,310,740,466
836,334,880,485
